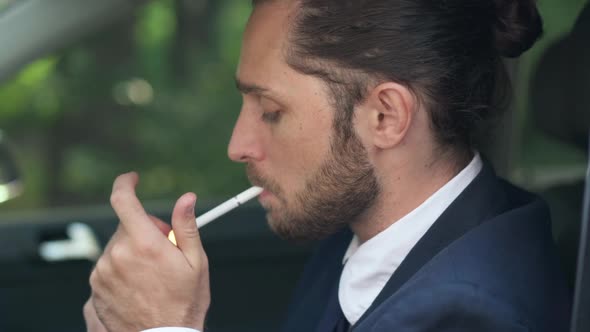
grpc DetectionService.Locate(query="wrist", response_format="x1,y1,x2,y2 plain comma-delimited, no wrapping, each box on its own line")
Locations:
185,310,207,331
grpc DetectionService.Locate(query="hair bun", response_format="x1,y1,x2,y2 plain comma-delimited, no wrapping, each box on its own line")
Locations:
493,0,543,58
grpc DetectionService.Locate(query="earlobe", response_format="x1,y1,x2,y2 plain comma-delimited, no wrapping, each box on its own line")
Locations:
369,82,415,149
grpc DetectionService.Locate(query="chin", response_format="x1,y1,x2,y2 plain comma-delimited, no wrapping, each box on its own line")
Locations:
265,213,344,245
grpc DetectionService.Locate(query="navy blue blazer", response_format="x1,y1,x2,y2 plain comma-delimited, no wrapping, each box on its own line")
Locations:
282,163,572,332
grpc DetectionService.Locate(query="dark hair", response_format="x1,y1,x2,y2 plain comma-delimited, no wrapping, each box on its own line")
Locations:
255,0,543,152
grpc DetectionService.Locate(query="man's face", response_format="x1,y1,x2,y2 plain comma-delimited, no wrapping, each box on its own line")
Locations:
228,1,379,242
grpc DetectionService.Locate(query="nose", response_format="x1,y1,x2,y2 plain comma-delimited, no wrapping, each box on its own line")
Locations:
228,107,265,163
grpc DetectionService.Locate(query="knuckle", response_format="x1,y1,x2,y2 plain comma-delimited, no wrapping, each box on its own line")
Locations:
135,238,159,257
89,268,99,289
109,190,123,207
92,257,112,282
202,253,209,267
199,254,210,271
184,227,200,241
83,300,92,316
109,242,128,263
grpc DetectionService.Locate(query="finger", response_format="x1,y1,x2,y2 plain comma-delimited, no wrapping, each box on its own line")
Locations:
90,294,109,331
84,296,108,332
102,224,125,257
83,298,94,321
170,193,203,267
83,298,107,332
110,172,160,241
90,254,116,294
149,215,172,235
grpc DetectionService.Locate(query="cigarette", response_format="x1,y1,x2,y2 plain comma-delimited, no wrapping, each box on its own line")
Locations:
168,186,263,245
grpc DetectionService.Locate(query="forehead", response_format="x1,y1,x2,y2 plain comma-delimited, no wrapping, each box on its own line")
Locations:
245,0,298,47
237,1,297,83
236,1,334,109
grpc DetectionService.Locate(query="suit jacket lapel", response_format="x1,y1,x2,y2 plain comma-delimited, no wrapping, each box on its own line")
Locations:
353,161,509,328
281,229,353,332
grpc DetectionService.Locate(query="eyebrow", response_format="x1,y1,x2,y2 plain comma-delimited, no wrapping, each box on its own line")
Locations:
235,78,269,95
235,78,285,104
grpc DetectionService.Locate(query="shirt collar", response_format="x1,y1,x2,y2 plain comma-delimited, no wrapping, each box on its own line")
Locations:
338,153,483,325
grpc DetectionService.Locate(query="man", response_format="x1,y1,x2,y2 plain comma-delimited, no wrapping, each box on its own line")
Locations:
86,0,572,331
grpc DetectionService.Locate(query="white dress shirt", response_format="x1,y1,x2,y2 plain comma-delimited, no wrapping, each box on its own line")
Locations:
142,153,483,332
143,328,198,332
338,153,483,325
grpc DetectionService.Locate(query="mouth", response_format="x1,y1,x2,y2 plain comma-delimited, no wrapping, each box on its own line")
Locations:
246,166,279,206
258,188,271,200
258,189,276,206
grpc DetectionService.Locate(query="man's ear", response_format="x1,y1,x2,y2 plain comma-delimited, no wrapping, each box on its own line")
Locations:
362,82,416,149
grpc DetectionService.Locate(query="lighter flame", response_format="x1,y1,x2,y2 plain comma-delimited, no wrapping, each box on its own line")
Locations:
168,230,177,246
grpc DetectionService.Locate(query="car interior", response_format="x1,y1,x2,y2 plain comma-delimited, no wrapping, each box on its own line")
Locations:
0,0,588,331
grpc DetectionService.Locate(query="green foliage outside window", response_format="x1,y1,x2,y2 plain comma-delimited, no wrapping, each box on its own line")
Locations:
0,0,587,212
0,0,251,211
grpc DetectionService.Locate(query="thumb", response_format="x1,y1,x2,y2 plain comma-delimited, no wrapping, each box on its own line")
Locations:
171,192,203,267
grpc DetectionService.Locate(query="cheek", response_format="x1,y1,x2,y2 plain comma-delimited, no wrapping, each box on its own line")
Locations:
266,118,332,187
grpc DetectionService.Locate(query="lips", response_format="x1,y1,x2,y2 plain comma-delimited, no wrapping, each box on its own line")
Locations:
259,189,271,200
258,189,275,205
246,166,279,204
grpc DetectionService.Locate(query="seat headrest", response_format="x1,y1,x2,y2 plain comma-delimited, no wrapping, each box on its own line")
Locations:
531,3,589,150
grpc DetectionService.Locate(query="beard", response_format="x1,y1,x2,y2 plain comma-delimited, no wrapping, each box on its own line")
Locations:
247,128,380,244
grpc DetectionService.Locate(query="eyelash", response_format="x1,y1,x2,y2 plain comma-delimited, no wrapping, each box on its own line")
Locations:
261,111,282,123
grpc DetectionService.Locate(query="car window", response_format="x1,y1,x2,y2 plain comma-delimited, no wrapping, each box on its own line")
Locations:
0,0,252,212
0,0,586,212
0,0,18,13
0,1,587,331
511,0,589,190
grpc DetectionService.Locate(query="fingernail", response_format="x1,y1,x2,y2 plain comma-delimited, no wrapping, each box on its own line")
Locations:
186,200,195,216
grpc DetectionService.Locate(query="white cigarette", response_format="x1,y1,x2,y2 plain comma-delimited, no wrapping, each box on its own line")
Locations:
196,186,264,228
168,186,263,245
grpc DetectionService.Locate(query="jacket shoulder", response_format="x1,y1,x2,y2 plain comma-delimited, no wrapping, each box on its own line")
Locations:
365,192,571,331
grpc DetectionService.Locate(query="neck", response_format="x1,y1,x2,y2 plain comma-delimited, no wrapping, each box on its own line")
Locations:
350,150,472,244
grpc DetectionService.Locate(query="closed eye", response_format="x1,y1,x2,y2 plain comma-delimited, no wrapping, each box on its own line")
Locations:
261,111,282,123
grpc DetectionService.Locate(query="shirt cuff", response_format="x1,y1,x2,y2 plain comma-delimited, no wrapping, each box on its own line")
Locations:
142,328,200,332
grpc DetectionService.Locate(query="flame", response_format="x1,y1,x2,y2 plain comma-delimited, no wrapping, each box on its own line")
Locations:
167,230,177,246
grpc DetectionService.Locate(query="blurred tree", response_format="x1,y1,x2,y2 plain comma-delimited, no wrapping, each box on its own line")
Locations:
0,0,252,211
3,0,584,211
